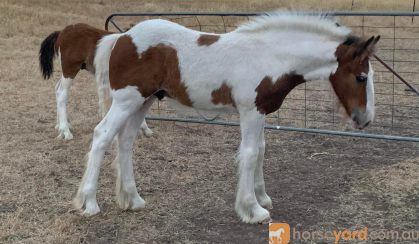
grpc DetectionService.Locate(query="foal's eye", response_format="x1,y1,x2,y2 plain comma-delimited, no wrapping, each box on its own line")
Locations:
356,75,368,83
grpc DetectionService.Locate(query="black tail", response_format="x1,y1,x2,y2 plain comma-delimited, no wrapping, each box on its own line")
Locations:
39,31,60,79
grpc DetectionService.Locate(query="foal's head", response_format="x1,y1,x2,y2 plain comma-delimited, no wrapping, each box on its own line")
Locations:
330,35,380,129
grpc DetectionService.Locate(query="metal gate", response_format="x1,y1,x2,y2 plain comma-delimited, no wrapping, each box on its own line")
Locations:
105,12,419,142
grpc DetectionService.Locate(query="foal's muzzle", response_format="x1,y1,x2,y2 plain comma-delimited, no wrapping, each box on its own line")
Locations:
351,108,372,130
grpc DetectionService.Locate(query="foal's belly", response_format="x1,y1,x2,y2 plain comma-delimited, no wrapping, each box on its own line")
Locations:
164,97,237,117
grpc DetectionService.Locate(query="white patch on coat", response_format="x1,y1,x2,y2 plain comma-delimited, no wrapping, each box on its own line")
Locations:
366,61,375,122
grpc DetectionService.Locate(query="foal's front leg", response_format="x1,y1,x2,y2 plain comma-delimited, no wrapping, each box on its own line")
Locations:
254,131,272,209
55,75,73,140
236,109,271,223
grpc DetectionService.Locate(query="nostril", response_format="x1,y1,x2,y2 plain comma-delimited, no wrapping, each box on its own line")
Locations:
364,121,370,127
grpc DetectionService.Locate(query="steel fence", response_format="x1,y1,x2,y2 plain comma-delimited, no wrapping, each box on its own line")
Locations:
104,12,419,142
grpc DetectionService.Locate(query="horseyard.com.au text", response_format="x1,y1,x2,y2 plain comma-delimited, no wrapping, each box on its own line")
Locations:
269,223,419,243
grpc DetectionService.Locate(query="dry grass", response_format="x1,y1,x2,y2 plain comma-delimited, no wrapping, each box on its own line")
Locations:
0,0,416,38
1,1,418,243
320,157,419,230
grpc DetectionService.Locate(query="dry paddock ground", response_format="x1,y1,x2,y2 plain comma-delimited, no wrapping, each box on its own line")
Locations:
1,0,418,243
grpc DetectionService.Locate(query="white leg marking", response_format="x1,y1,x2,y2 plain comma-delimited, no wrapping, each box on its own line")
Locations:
235,108,271,224
74,86,144,216
254,130,272,209
55,75,73,140
114,96,156,210
139,119,153,137
366,61,375,122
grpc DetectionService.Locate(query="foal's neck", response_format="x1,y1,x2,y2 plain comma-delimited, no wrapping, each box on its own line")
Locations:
267,31,343,81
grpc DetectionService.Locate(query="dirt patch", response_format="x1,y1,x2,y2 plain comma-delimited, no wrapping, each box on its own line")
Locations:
319,158,419,231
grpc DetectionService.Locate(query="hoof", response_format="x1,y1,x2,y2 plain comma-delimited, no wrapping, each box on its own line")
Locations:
73,192,100,217
130,197,146,211
259,216,272,224
81,204,100,217
140,128,153,138
236,204,271,224
259,195,273,210
56,129,73,140
64,131,74,140
117,190,146,211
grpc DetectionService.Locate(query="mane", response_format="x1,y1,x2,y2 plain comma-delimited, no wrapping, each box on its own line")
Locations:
235,11,351,40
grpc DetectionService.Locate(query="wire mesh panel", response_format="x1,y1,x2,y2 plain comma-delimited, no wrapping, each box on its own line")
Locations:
105,12,419,140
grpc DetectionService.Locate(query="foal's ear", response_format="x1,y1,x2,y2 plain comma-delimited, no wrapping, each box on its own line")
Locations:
355,35,380,61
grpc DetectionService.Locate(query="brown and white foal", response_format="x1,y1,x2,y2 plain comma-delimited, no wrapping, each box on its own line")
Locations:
39,23,152,140
74,12,379,223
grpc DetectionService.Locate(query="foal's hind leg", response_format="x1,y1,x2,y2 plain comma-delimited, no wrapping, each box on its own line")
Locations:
139,120,153,137
74,87,144,216
254,131,272,209
55,75,74,140
235,108,271,224
115,96,156,210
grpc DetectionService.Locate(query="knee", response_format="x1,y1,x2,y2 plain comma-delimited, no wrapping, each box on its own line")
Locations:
239,147,259,164
56,86,70,100
55,85,63,96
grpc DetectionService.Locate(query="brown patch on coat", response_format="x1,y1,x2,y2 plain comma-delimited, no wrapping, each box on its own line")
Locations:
109,35,193,107
255,73,306,115
55,23,112,78
197,34,220,46
211,83,235,107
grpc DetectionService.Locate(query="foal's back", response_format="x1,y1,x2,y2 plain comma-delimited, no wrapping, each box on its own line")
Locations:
114,19,267,111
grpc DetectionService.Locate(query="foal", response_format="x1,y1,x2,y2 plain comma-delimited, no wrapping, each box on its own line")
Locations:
74,12,379,223
39,23,152,140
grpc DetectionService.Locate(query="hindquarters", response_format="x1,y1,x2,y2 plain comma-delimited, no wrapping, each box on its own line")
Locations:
56,23,112,78
109,35,192,106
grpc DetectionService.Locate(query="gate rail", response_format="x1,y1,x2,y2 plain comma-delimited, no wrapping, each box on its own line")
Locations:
105,11,419,31
104,11,419,142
